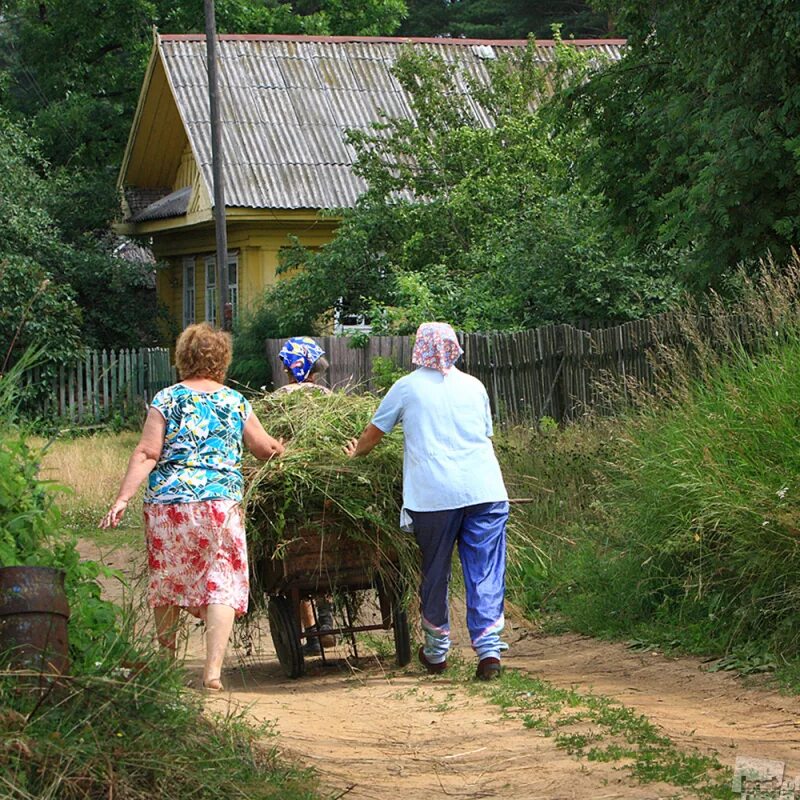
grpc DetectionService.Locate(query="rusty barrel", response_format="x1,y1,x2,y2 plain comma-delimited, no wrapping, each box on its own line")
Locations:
0,566,70,674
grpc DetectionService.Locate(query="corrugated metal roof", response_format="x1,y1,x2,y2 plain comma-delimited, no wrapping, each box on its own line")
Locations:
133,185,192,222
156,35,624,211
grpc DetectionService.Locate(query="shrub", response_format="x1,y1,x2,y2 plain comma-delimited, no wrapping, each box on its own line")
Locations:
504,265,800,664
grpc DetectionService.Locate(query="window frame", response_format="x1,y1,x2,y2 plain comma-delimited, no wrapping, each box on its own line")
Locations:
204,255,217,326
182,257,196,328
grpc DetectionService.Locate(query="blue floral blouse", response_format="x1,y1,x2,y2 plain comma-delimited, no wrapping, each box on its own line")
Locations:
144,384,252,504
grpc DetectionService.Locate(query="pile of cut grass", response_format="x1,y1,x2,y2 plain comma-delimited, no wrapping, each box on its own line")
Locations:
245,390,418,593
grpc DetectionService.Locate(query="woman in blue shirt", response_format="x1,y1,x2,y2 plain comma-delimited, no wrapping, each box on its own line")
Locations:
100,323,284,691
345,322,509,680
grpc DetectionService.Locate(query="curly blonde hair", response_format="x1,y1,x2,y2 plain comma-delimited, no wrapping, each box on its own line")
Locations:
175,323,232,382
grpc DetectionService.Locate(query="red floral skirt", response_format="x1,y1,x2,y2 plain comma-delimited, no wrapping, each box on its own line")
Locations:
143,500,249,617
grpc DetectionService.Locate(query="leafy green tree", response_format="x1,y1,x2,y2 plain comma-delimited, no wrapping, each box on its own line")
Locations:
0,113,82,368
577,0,800,290
0,0,407,349
400,0,611,39
244,38,678,339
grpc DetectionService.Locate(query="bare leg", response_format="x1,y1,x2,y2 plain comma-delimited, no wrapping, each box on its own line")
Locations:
300,599,315,630
153,605,181,658
203,603,235,688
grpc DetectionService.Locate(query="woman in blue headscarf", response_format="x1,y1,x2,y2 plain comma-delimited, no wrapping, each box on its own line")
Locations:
276,336,335,652
276,336,331,395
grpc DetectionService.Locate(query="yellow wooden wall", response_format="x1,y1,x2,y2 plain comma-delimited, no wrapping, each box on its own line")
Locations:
152,218,337,342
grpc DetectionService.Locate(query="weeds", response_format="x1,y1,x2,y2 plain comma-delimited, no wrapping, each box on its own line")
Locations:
0,661,318,800
502,263,800,676
469,669,734,799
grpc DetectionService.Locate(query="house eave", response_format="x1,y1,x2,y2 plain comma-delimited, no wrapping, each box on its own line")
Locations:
114,207,341,237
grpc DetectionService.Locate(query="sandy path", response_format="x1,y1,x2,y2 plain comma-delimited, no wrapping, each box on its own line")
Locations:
203,627,677,800
80,537,800,798
508,630,800,775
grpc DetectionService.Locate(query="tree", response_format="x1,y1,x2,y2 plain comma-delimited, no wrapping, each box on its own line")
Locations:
0,113,82,370
0,0,408,349
245,39,678,340
577,0,800,290
400,0,612,39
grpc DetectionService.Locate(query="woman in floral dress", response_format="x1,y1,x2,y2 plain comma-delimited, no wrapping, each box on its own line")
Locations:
100,323,284,690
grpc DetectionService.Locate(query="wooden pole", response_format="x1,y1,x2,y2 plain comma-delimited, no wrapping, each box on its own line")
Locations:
204,0,231,331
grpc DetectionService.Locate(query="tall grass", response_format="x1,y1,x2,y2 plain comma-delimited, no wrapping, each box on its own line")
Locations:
504,262,800,666
0,660,318,800
36,431,141,526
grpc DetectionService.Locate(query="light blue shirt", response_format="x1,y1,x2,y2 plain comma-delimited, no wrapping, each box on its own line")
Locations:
372,367,508,529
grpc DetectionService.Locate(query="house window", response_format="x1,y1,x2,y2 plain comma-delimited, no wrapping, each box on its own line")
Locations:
204,256,217,326
182,257,195,328
227,253,239,318
203,252,238,324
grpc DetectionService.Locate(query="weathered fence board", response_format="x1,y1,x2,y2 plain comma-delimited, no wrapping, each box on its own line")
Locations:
23,348,175,425
265,311,759,424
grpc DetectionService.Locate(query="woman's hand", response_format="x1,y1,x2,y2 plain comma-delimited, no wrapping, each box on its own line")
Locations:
100,499,128,529
344,425,385,458
244,413,285,460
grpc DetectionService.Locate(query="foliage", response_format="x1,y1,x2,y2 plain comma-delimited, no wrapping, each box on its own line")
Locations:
504,265,800,669
371,355,408,394
0,113,83,368
259,38,680,336
577,0,800,290
0,666,319,799
0,255,82,373
400,0,612,39
0,110,159,359
0,355,123,673
229,301,283,391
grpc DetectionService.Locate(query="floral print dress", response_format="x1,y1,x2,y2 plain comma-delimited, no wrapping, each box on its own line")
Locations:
143,385,252,616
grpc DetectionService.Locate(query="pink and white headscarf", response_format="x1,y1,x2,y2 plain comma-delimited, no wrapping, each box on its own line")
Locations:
412,322,463,374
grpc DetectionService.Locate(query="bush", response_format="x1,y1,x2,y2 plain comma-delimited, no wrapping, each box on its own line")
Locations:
229,297,282,390
0,354,121,672
0,662,318,800
504,267,800,666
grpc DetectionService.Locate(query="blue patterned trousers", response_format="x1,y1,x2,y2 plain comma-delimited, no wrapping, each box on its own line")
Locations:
409,501,508,663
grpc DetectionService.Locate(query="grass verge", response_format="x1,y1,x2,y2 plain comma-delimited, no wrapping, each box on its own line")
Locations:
0,660,319,800
437,653,735,799
500,284,800,682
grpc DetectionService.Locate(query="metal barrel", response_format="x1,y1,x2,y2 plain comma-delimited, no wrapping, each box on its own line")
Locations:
0,566,70,675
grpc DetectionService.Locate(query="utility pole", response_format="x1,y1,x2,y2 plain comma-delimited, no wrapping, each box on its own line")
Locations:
204,0,231,331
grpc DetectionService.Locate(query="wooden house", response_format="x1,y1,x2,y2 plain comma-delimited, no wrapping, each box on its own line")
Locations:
117,33,624,337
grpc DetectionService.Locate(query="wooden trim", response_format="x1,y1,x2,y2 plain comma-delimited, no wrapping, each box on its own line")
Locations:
117,31,161,189
160,33,626,47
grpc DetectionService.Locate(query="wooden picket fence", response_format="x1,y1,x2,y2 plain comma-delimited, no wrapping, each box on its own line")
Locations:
264,312,759,423
23,348,175,424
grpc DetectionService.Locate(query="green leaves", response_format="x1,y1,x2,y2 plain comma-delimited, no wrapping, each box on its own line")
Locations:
245,39,679,336
580,0,800,289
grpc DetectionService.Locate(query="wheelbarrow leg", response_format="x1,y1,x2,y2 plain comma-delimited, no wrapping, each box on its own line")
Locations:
343,593,359,660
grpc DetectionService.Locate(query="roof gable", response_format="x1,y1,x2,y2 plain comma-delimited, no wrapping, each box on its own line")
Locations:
121,34,624,215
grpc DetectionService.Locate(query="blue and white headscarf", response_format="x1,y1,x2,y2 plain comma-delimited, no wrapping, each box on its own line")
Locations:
279,336,325,383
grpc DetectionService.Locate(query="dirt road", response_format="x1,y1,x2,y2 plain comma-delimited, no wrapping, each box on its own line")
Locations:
82,539,800,799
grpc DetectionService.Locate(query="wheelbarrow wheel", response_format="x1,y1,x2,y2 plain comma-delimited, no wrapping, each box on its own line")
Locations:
268,595,304,679
392,595,411,667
